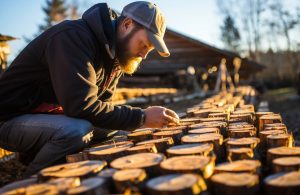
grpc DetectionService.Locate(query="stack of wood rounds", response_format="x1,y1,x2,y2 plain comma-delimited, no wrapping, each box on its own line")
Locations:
272,157,300,173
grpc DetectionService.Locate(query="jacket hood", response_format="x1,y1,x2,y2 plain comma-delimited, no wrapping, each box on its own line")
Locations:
82,3,118,59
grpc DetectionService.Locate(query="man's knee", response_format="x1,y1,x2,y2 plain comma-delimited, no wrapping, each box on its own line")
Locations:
53,117,93,149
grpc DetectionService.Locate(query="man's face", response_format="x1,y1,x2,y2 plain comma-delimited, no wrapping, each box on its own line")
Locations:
116,18,154,74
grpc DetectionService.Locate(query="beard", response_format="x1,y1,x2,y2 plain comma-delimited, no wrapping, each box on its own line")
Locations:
116,27,142,75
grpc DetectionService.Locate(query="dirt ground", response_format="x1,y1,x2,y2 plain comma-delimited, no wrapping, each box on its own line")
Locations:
0,87,299,187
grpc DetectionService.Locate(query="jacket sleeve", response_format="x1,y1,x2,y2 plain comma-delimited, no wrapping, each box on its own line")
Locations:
45,29,142,130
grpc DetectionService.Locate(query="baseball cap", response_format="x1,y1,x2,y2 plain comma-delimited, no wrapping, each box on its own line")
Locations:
121,1,170,57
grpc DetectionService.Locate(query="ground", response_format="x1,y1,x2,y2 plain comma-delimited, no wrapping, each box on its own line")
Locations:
0,87,299,187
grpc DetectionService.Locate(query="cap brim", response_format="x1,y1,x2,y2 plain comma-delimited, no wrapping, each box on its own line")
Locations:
146,30,170,57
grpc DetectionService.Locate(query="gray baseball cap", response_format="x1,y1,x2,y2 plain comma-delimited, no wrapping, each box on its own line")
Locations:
121,1,170,57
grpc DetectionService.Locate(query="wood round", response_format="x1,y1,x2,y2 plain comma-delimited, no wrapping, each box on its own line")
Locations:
152,130,183,144
66,152,84,163
126,144,158,154
259,114,282,132
87,144,132,163
113,169,147,194
227,148,254,161
215,160,261,174
228,129,257,138
272,157,300,173
146,174,207,195
166,143,213,157
188,127,219,135
127,130,153,143
160,155,215,179
84,141,133,160
136,137,174,153
110,153,165,177
211,173,259,195
264,171,300,195
266,134,292,149
38,160,106,181
67,177,108,195
226,137,260,150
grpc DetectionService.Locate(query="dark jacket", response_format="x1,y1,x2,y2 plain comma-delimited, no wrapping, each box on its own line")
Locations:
0,3,143,130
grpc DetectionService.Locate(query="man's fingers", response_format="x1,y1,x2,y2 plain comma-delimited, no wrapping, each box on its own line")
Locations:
163,112,180,125
165,109,179,119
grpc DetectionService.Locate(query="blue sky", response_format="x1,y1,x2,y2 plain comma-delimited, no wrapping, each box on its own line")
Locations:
0,0,222,62
1,0,299,62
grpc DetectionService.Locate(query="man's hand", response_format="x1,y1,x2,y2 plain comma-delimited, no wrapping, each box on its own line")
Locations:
142,106,179,128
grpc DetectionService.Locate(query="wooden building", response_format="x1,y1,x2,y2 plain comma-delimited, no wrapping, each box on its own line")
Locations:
119,28,264,89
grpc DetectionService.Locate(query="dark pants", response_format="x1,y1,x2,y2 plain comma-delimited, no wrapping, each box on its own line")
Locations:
0,114,123,177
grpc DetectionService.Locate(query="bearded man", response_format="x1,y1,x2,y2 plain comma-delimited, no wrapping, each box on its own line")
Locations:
0,1,179,177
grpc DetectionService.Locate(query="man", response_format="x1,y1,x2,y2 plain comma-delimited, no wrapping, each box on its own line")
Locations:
0,1,179,177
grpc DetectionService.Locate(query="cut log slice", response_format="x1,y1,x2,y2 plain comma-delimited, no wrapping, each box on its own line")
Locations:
136,137,174,153
259,114,282,132
264,171,300,195
113,168,147,194
132,128,157,133
182,133,224,159
190,121,228,136
230,113,254,124
110,153,165,177
266,134,293,149
211,173,259,195
159,126,188,134
160,155,215,179
267,147,300,165
97,168,117,194
0,178,37,194
179,117,202,124
226,137,260,150
255,111,274,120
126,144,158,154
199,117,227,123
84,141,133,160
263,123,286,129
228,129,257,138
272,157,300,173
87,144,131,163
166,143,214,157
227,148,254,161
38,160,107,181
2,184,60,195
188,127,219,135
215,160,261,174
68,177,109,195
209,112,228,120
152,130,183,144
66,152,84,163
259,130,286,151
146,174,207,195
264,126,287,132
127,130,153,143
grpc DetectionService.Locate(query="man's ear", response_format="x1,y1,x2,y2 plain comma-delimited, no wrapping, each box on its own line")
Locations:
121,17,134,32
